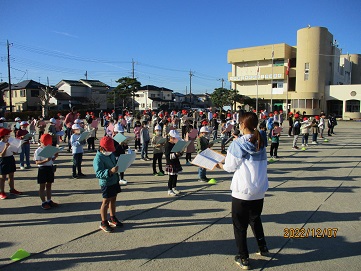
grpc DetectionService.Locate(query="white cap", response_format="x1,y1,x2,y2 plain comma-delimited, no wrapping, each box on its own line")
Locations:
72,124,81,130
49,118,56,124
0,117,6,121
20,121,29,126
168,130,181,139
154,125,162,131
74,119,81,124
200,126,210,133
15,117,21,121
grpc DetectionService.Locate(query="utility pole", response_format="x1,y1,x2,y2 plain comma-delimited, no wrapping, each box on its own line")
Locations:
189,70,193,105
7,40,12,112
47,76,50,87
219,78,225,88
85,71,88,80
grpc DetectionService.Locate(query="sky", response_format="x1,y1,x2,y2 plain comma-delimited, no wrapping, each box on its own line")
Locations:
0,0,360,94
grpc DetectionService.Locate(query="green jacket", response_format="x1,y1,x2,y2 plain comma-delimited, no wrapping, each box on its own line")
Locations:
93,151,119,187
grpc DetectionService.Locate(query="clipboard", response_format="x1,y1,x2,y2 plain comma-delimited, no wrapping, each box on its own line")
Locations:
77,131,90,142
171,140,191,153
225,124,234,132
38,146,63,158
191,148,225,170
273,127,283,133
113,133,127,143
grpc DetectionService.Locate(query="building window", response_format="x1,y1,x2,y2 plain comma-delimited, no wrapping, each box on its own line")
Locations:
299,99,305,108
273,60,284,66
291,99,299,108
138,94,144,97
304,63,309,80
141,103,145,108
272,80,283,89
306,99,312,109
31,90,39,97
346,100,360,112
19,90,26,97
150,94,155,98
13,90,17,98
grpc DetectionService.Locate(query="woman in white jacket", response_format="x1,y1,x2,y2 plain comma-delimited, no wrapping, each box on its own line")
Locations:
218,112,269,270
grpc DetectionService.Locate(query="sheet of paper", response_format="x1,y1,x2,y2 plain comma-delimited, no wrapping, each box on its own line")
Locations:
171,140,191,153
209,138,222,145
116,151,136,173
22,133,34,141
156,137,167,144
188,128,198,138
77,131,90,142
38,146,63,158
191,148,225,170
91,120,98,129
107,123,114,132
8,137,23,149
113,133,127,143
273,127,283,133
225,124,234,132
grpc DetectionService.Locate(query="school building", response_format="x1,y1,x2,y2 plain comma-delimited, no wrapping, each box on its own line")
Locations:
228,26,361,119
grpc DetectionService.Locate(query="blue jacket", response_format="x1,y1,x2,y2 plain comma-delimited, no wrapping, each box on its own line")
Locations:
93,151,119,187
71,134,85,154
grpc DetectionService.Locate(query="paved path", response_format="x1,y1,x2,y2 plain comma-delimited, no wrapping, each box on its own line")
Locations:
0,121,360,270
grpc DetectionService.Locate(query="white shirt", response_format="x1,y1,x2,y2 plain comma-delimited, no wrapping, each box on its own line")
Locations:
34,147,54,167
0,141,18,157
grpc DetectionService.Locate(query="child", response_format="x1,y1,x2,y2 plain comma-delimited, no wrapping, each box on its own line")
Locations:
301,117,311,147
16,121,31,169
48,118,57,147
220,119,228,154
134,121,142,152
319,113,326,139
13,117,21,136
37,116,46,145
185,125,196,166
292,114,301,149
151,125,165,176
34,134,59,209
288,112,294,137
112,126,128,185
270,122,281,158
196,126,213,182
85,117,96,151
165,130,183,196
93,136,123,233
70,124,86,178
140,121,150,161
28,116,37,144
259,122,268,148
0,128,21,199
311,117,319,144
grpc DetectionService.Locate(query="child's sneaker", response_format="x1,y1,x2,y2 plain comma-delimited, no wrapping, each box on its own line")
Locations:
301,144,305,147
48,200,59,207
234,255,250,270
41,202,51,210
10,189,22,195
168,190,177,196
185,161,192,166
172,188,181,195
108,217,124,227
157,171,165,176
78,173,86,177
256,245,269,256
0,192,8,199
99,221,114,233
153,172,159,176
119,179,128,185
19,166,25,170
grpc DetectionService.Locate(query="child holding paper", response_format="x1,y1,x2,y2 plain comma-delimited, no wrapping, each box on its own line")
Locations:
270,122,281,158
71,124,86,178
151,125,165,176
93,136,123,233
185,125,197,166
134,121,142,152
0,128,21,199
196,126,213,182
165,130,183,196
16,121,31,170
34,134,59,210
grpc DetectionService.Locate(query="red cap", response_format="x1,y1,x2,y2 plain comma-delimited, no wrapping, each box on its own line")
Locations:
315,115,320,120
262,115,267,119
0,128,11,138
213,113,217,118
294,114,299,118
274,111,278,114
289,112,293,115
253,109,256,113
40,134,52,146
303,117,308,121
269,113,273,117
99,136,115,152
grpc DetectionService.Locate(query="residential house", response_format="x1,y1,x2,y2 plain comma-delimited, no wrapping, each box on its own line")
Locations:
54,79,109,110
136,85,174,110
3,80,46,112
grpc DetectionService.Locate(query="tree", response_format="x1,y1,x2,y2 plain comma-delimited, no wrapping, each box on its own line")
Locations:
109,77,141,111
39,86,57,118
210,87,233,110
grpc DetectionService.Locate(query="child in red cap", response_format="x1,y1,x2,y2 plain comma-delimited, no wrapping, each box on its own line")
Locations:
0,128,21,199
34,134,59,209
93,136,123,233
